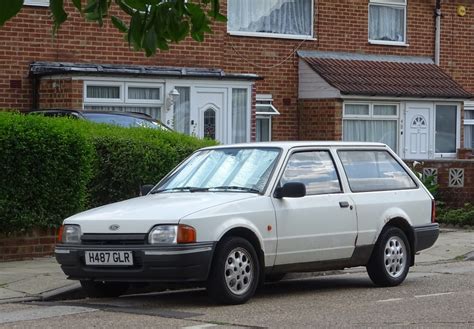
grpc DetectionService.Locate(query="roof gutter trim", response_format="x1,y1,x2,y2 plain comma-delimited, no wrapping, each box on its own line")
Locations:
29,62,262,81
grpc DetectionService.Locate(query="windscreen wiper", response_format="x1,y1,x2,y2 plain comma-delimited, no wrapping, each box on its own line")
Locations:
150,186,209,194
210,186,260,193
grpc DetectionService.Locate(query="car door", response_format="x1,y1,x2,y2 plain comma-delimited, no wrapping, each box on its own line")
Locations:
272,149,358,266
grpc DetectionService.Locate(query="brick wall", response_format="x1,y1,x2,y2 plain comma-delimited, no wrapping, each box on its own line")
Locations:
0,0,443,141
0,228,58,262
38,78,83,109
405,159,474,208
298,99,342,141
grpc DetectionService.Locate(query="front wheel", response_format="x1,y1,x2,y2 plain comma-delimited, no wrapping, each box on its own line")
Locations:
80,280,130,298
207,237,260,304
366,227,411,287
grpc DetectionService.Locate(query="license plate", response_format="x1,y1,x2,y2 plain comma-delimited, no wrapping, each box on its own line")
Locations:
85,251,133,266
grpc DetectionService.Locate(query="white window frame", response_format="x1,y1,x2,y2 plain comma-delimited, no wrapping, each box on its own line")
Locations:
84,81,124,104
343,102,400,152
256,94,280,142
24,0,49,7
125,82,164,105
464,105,474,148
256,116,272,142
227,0,315,40
368,0,408,46
434,103,461,158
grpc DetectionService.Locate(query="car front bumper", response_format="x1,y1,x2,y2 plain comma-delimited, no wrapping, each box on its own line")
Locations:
413,223,439,252
55,242,215,283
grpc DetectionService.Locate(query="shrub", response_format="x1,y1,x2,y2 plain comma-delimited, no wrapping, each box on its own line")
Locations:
437,203,474,226
0,113,215,233
0,113,93,233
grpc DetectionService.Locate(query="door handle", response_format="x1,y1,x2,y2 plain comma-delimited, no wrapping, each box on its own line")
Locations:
339,201,350,208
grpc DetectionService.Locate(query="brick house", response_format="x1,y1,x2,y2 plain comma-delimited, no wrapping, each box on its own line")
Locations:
1,0,473,155
2,0,474,261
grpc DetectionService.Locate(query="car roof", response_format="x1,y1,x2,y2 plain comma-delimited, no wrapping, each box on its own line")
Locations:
201,141,388,151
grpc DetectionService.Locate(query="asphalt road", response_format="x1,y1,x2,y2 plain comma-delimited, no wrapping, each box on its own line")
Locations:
0,260,473,328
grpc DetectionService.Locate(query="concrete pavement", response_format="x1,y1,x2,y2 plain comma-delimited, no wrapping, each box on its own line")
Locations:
0,228,472,304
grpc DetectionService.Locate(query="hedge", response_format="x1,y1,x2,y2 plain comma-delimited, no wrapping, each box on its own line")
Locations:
0,113,215,233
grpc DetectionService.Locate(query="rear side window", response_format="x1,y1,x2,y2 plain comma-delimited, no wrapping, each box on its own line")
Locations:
280,151,342,195
338,150,416,192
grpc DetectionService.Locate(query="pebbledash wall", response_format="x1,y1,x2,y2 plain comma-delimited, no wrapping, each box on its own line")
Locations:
1,0,474,261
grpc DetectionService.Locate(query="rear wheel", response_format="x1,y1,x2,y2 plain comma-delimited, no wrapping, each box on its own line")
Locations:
367,227,411,287
207,237,260,304
80,280,130,298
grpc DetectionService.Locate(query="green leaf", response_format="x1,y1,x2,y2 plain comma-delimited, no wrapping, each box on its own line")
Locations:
143,28,157,56
71,0,82,12
111,16,128,32
0,0,23,27
50,0,68,33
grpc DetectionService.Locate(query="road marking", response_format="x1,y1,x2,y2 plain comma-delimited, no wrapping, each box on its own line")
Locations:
182,324,217,329
376,298,404,303
0,305,97,324
415,292,454,298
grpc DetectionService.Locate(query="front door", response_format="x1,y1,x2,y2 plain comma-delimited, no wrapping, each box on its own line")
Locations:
272,149,358,265
192,87,227,143
405,104,432,159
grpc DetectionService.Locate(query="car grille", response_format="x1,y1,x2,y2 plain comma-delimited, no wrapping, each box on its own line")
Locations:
81,234,147,245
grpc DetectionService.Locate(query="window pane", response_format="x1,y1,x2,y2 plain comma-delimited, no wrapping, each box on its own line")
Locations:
204,109,216,140
232,89,248,143
465,110,474,119
345,104,370,116
436,105,457,153
228,0,312,37
338,150,416,192
174,87,191,135
281,151,341,195
256,118,270,142
343,120,397,150
158,148,281,193
465,126,473,148
369,4,405,42
86,86,120,99
374,105,397,116
128,87,160,100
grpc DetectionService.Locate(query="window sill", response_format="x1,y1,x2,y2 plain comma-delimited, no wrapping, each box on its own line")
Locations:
368,40,409,47
228,31,316,41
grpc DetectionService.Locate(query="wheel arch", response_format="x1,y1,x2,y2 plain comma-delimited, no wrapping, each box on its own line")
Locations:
217,227,265,284
383,217,416,266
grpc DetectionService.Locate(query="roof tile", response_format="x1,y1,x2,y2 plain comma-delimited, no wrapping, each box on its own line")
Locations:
303,57,472,99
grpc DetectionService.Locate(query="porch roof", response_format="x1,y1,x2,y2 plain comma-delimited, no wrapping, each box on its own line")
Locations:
29,62,261,81
298,51,472,99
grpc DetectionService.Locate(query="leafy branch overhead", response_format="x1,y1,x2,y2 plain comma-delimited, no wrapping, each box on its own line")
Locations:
0,0,226,56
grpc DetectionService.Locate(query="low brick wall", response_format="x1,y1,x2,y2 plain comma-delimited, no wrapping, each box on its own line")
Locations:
0,228,58,262
405,159,474,208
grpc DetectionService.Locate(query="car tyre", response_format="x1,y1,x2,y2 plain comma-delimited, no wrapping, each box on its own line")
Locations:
367,226,411,287
207,237,260,305
80,280,130,298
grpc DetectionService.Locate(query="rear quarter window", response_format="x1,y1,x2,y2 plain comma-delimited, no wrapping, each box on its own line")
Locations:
338,150,417,192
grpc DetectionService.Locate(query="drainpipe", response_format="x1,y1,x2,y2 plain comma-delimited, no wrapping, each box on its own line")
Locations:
31,76,39,110
434,0,441,65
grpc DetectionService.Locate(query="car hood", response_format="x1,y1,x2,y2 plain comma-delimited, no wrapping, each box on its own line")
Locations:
64,192,256,234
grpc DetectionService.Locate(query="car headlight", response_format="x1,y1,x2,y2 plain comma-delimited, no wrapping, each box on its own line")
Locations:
61,224,81,244
148,225,196,244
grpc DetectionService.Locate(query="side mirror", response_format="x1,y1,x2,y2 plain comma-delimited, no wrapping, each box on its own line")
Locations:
140,184,155,196
274,182,306,199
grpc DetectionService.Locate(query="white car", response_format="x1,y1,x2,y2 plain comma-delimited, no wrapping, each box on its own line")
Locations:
55,142,439,304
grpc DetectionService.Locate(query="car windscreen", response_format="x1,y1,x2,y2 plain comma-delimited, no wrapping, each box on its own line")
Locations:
82,113,159,129
154,148,281,194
